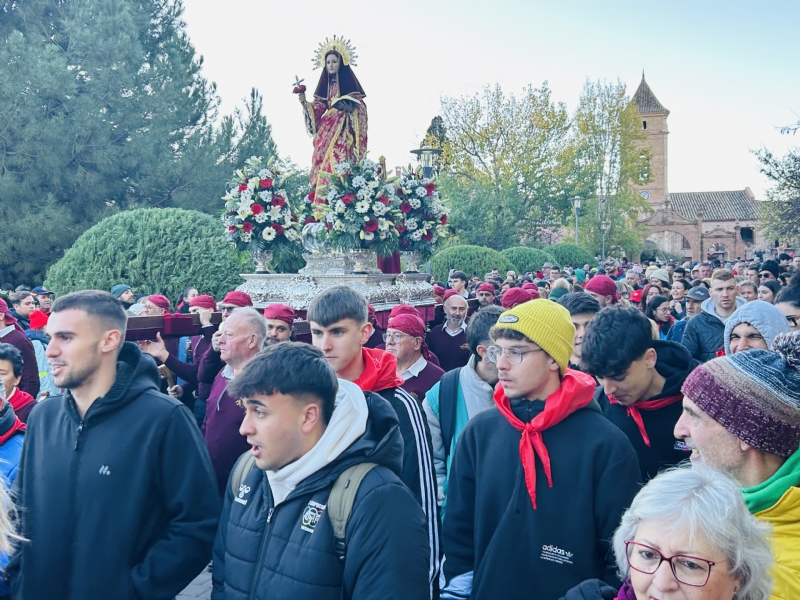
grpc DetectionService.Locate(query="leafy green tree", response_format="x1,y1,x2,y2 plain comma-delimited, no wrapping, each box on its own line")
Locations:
0,0,282,284
499,248,556,274
430,245,515,282
571,79,651,259
754,142,800,244
439,84,578,248
45,208,244,300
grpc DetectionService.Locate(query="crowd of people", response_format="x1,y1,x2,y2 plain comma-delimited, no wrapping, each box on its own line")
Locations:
0,250,797,599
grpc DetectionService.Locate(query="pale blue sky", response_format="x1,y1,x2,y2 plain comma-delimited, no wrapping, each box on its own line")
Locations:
182,0,799,198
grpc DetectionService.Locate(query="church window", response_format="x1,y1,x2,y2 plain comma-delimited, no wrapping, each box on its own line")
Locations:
642,120,647,130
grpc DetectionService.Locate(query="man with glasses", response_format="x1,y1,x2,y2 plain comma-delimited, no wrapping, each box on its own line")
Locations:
581,306,699,481
384,313,444,401
675,334,800,598
758,259,780,281
442,299,640,600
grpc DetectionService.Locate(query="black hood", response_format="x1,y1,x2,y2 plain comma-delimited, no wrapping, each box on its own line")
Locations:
293,391,403,494
66,342,161,424
652,340,700,399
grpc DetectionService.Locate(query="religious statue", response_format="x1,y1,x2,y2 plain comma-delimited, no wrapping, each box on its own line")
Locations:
293,36,368,192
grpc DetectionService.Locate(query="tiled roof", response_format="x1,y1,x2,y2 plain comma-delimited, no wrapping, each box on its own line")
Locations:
668,190,761,221
633,73,669,114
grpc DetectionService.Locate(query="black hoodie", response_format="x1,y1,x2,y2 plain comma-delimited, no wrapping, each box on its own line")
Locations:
443,396,641,600
211,390,431,600
595,340,699,480
7,342,220,600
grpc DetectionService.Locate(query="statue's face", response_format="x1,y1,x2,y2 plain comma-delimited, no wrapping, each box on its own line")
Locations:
326,53,340,75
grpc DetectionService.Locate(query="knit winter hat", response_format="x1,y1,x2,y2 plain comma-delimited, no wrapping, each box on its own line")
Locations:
682,331,800,457
110,284,131,299
759,260,780,280
548,287,568,301
723,300,791,354
494,299,574,372
28,310,48,330
477,283,495,293
650,269,670,286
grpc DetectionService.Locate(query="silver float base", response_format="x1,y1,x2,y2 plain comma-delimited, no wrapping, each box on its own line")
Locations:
237,272,435,310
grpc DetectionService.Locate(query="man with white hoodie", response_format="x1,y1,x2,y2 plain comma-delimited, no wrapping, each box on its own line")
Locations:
211,342,430,600
681,269,746,362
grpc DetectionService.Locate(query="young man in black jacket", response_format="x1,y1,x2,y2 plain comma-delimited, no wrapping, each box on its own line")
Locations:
307,286,440,596
442,300,640,600
7,291,220,600
581,305,700,480
212,342,430,600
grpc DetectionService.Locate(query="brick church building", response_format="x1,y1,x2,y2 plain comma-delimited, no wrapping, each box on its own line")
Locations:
633,74,769,262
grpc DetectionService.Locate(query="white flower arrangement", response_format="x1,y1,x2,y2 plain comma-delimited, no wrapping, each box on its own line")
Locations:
221,155,303,253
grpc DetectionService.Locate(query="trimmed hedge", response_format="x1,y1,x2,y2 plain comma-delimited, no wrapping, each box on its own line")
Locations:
46,208,246,300
430,245,515,282
545,243,596,268
500,247,557,274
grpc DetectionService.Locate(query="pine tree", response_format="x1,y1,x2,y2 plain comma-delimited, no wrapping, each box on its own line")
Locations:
0,0,282,284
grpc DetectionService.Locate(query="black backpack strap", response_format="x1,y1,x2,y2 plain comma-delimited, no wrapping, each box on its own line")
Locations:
439,368,461,460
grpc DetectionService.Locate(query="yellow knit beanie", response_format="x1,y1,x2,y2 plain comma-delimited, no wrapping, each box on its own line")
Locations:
494,299,575,372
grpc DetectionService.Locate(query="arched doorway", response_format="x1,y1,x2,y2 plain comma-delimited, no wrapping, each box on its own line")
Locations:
643,231,692,262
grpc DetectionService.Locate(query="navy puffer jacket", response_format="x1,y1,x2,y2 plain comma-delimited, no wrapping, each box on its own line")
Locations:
211,391,431,600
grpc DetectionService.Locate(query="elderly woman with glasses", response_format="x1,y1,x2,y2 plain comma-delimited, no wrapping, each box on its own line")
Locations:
560,465,773,600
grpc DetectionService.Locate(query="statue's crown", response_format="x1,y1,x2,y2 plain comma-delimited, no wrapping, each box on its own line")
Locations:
313,35,357,69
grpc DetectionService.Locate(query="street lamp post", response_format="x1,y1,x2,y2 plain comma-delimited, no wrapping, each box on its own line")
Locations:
410,145,443,179
571,197,582,244
600,220,610,261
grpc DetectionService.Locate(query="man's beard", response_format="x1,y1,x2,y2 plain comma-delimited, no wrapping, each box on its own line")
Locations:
120,300,133,309
54,355,102,390
265,336,280,346
447,315,464,328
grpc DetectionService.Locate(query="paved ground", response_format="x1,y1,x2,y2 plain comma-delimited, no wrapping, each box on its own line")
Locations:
177,567,212,599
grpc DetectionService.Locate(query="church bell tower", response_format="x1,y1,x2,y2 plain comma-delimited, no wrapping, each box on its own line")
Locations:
632,72,669,208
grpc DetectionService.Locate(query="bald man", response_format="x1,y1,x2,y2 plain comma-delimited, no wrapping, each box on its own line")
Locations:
426,294,471,372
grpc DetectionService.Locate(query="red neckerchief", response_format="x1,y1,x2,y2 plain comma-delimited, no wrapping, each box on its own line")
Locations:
8,387,35,413
493,369,595,509
0,412,25,445
608,394,683,447
353,347,404,393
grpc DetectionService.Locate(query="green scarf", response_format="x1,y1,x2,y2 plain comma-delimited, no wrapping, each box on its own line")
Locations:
742,449,800,515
